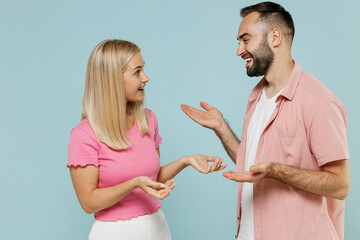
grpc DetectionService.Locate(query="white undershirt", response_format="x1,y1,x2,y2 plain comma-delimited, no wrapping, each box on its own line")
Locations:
238,87,283,240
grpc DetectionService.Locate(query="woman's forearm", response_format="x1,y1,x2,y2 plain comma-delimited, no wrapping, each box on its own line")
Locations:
157,157,189,183
80,178,138,214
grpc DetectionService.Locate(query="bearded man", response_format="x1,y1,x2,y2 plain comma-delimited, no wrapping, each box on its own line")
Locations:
181,2,350,240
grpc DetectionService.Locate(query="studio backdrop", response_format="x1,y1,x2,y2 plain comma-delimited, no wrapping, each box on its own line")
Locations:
0,0,359,239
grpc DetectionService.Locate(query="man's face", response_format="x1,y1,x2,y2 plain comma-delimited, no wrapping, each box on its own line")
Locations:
237,12,274,77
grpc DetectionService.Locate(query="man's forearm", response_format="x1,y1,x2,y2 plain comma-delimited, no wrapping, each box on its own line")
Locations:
215,119,240,164
268,160,350,200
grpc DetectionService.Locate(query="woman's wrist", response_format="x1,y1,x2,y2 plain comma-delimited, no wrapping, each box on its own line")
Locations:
133,176,143,189
181,156,191,167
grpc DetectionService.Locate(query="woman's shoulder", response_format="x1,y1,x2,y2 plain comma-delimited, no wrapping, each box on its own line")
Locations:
70,119,97,141
146,108,158,122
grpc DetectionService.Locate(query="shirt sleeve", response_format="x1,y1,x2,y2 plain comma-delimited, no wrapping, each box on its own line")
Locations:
308,96,349,166
67,128,99,167
148,109,162,149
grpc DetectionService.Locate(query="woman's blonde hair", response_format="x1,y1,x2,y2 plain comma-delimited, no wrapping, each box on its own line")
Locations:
81,39,149,150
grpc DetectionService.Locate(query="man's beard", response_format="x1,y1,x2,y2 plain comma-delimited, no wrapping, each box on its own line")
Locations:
246,35,274,77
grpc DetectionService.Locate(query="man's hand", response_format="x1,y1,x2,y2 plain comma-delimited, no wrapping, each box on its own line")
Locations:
223,160,350,200
181,101,225,132
181,101,240,163
223,162,272,182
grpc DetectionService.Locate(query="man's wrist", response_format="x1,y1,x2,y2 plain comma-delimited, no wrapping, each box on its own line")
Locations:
268,162,281,179
214,118,227,135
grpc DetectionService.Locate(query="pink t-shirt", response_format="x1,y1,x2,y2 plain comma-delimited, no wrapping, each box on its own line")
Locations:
67,109,162,221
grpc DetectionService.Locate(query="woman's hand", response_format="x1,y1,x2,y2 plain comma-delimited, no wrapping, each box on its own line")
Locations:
136,176,176,200
186,154,227,174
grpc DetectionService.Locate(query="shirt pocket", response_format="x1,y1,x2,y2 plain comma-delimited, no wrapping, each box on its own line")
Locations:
275,127,304,166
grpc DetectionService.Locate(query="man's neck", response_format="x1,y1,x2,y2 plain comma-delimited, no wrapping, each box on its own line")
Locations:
263,56,294,98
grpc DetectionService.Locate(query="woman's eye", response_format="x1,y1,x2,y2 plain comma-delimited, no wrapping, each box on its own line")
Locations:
135,70,140,76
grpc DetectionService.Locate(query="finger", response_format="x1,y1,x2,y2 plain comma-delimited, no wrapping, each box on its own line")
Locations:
213,163,227,172
205,156,218,163
222,173,239,181
162,182,176,192
161,181,176,191
164,179,174,187
181,104,206,116
180,104,195,119
145,188,161,198
250,165,261,173
215,158,224,170
158,188,172,200
200,101,214,111
223,173,244,182
223,170,239,177
148,180,166,190
218,164,228,171
158,183,176,199
224,171,260,182
222,171,230,177
210,159,219,172
180,105,208,125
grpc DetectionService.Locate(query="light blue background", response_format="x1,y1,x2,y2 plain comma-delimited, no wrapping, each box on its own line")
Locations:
1,0,359,239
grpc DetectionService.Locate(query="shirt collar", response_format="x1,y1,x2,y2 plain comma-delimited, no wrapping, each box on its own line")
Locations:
248,60,303,102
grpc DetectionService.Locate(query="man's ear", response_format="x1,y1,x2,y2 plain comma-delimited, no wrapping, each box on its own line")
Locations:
269,28,282,48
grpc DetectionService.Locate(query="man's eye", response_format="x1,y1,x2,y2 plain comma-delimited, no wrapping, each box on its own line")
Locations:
244,39,249,43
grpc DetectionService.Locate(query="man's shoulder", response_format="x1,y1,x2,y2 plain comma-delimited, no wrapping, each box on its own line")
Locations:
297,72,341,105
295,72,346,120
299,72,327,96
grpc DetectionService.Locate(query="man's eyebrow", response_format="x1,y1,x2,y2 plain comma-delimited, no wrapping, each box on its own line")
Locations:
237,33,252,41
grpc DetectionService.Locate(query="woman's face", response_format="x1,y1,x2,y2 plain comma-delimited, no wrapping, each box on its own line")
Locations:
123,53,149,102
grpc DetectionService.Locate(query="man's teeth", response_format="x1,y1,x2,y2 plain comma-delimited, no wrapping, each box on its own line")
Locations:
245,58,252,63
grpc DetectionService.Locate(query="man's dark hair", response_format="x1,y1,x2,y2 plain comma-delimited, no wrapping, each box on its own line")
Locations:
241,2,295,44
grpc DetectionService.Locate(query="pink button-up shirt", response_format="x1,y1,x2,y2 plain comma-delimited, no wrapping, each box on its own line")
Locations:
235,61,349,240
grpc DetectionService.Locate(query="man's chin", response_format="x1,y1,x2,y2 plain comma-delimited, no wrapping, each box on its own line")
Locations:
246,68,265,77
246,70,257,77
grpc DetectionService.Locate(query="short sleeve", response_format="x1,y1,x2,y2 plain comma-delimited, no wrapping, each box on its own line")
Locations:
308,97,349,166
148,109,162,149
67,128,99,167
154,120,162,149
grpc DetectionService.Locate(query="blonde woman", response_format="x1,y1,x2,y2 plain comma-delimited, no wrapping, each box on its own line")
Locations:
67,39,227,240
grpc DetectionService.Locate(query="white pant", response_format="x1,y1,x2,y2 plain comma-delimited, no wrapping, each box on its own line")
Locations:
88,209,172,240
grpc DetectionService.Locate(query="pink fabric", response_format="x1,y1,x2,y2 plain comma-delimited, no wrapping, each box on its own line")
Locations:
235,61,349,240
67,109,162,221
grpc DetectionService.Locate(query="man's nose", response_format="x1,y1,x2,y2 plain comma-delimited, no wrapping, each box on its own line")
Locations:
237,43,245,56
